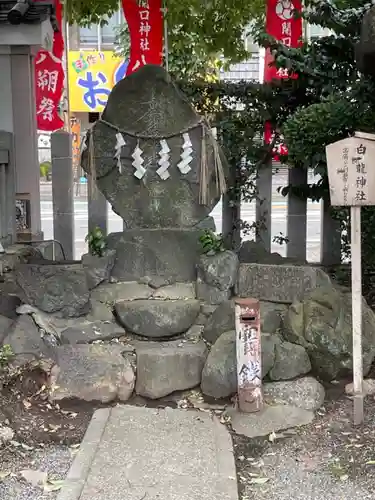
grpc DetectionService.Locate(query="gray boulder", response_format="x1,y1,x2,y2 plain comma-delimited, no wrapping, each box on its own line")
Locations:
197,251,239,291
269,337,311,381
115,299,200,338
284,286,375,380
236,263,331,304
263,377,325,411
49,345,135,403
202,300,235,344
135,340,207,399
2,315,52,368
82,249,116,289
238,240,307,265
203,299,286,344
90,281,153,304
16,262,90,317
0,294,22,319
0,315,13,344
107,229,202,282
201,331,276,399
196,279,231,305
60,321,125,344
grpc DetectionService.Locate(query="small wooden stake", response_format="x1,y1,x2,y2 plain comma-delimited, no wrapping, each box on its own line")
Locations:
234,298,263,413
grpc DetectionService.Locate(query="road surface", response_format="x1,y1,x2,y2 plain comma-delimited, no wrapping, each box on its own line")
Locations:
39,182,322,262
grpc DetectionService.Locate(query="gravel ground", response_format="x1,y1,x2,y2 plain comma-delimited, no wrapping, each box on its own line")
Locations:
238,451,373,500
0,445,74,500
233,395,375,500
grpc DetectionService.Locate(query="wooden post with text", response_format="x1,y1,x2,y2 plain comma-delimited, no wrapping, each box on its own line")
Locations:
326,131,375,425
234,298,263,413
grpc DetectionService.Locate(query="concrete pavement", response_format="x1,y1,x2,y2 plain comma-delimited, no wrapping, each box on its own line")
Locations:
57,406,238,500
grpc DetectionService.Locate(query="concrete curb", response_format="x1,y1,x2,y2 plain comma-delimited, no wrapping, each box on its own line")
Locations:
56,408,111,500
212,415,239,500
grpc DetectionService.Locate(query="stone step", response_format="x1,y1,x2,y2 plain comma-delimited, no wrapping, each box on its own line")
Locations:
57,406,238,500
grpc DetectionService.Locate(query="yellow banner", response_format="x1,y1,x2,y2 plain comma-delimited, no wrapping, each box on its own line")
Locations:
68,51,128,112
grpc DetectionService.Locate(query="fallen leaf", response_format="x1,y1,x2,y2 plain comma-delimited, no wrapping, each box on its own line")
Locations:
340,474,349,482
366,460,375,465
0,471,10,482
268,431,277,443
250,477,270,485
20,469,48,487
21,443,34,451
22,400,31,410
43,479,65,492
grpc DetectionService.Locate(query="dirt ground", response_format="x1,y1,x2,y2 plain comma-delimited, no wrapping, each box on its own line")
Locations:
1,369,375,499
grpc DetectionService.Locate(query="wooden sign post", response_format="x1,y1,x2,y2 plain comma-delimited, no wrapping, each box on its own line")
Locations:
326,131,375,425
234,298,263,413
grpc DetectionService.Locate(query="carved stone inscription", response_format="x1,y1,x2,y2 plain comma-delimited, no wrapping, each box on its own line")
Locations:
236,264,332,304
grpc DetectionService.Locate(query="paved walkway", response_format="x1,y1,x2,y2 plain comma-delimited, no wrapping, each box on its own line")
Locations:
57,406,238,500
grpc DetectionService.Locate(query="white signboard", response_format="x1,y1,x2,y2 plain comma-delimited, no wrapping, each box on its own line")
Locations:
325,131,375,426
326,133,375,206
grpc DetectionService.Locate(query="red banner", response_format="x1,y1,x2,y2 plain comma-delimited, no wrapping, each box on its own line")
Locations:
264,0,302,159
35,0,65,131
121,0,163,76
35,51,65,131
264,0,302,82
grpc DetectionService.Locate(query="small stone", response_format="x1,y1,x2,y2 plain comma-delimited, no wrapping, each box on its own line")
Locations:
197,251,239,291
263,377,325,411
91,281,153,304
135,340,207,399
268,338,311,381
0,425,14,444
229,405,314,438
152,283,196,300
60,321,125,344
345,378,375,396
196,279,231,305
115,299,200,338
260,301,287,334
50,345,135,403
82,250,116,290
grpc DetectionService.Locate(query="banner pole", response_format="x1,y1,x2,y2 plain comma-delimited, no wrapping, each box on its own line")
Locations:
163,2,169,72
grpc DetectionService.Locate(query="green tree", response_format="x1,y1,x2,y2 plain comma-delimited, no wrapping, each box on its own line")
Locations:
65,0,265,78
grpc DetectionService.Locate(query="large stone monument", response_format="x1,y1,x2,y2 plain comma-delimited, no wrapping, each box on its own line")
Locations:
81,65,227,282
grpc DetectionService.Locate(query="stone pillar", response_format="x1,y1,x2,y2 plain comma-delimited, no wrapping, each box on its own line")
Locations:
10,45,42,240
320,196,341,266
256,164,272,252
51,131,74,260
286,168,307,260
88,175,108,235
0,47,16,245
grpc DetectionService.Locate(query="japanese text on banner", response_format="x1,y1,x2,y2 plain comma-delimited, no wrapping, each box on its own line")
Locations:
122,0,163,76
264,0,302,159
35,51,64,131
